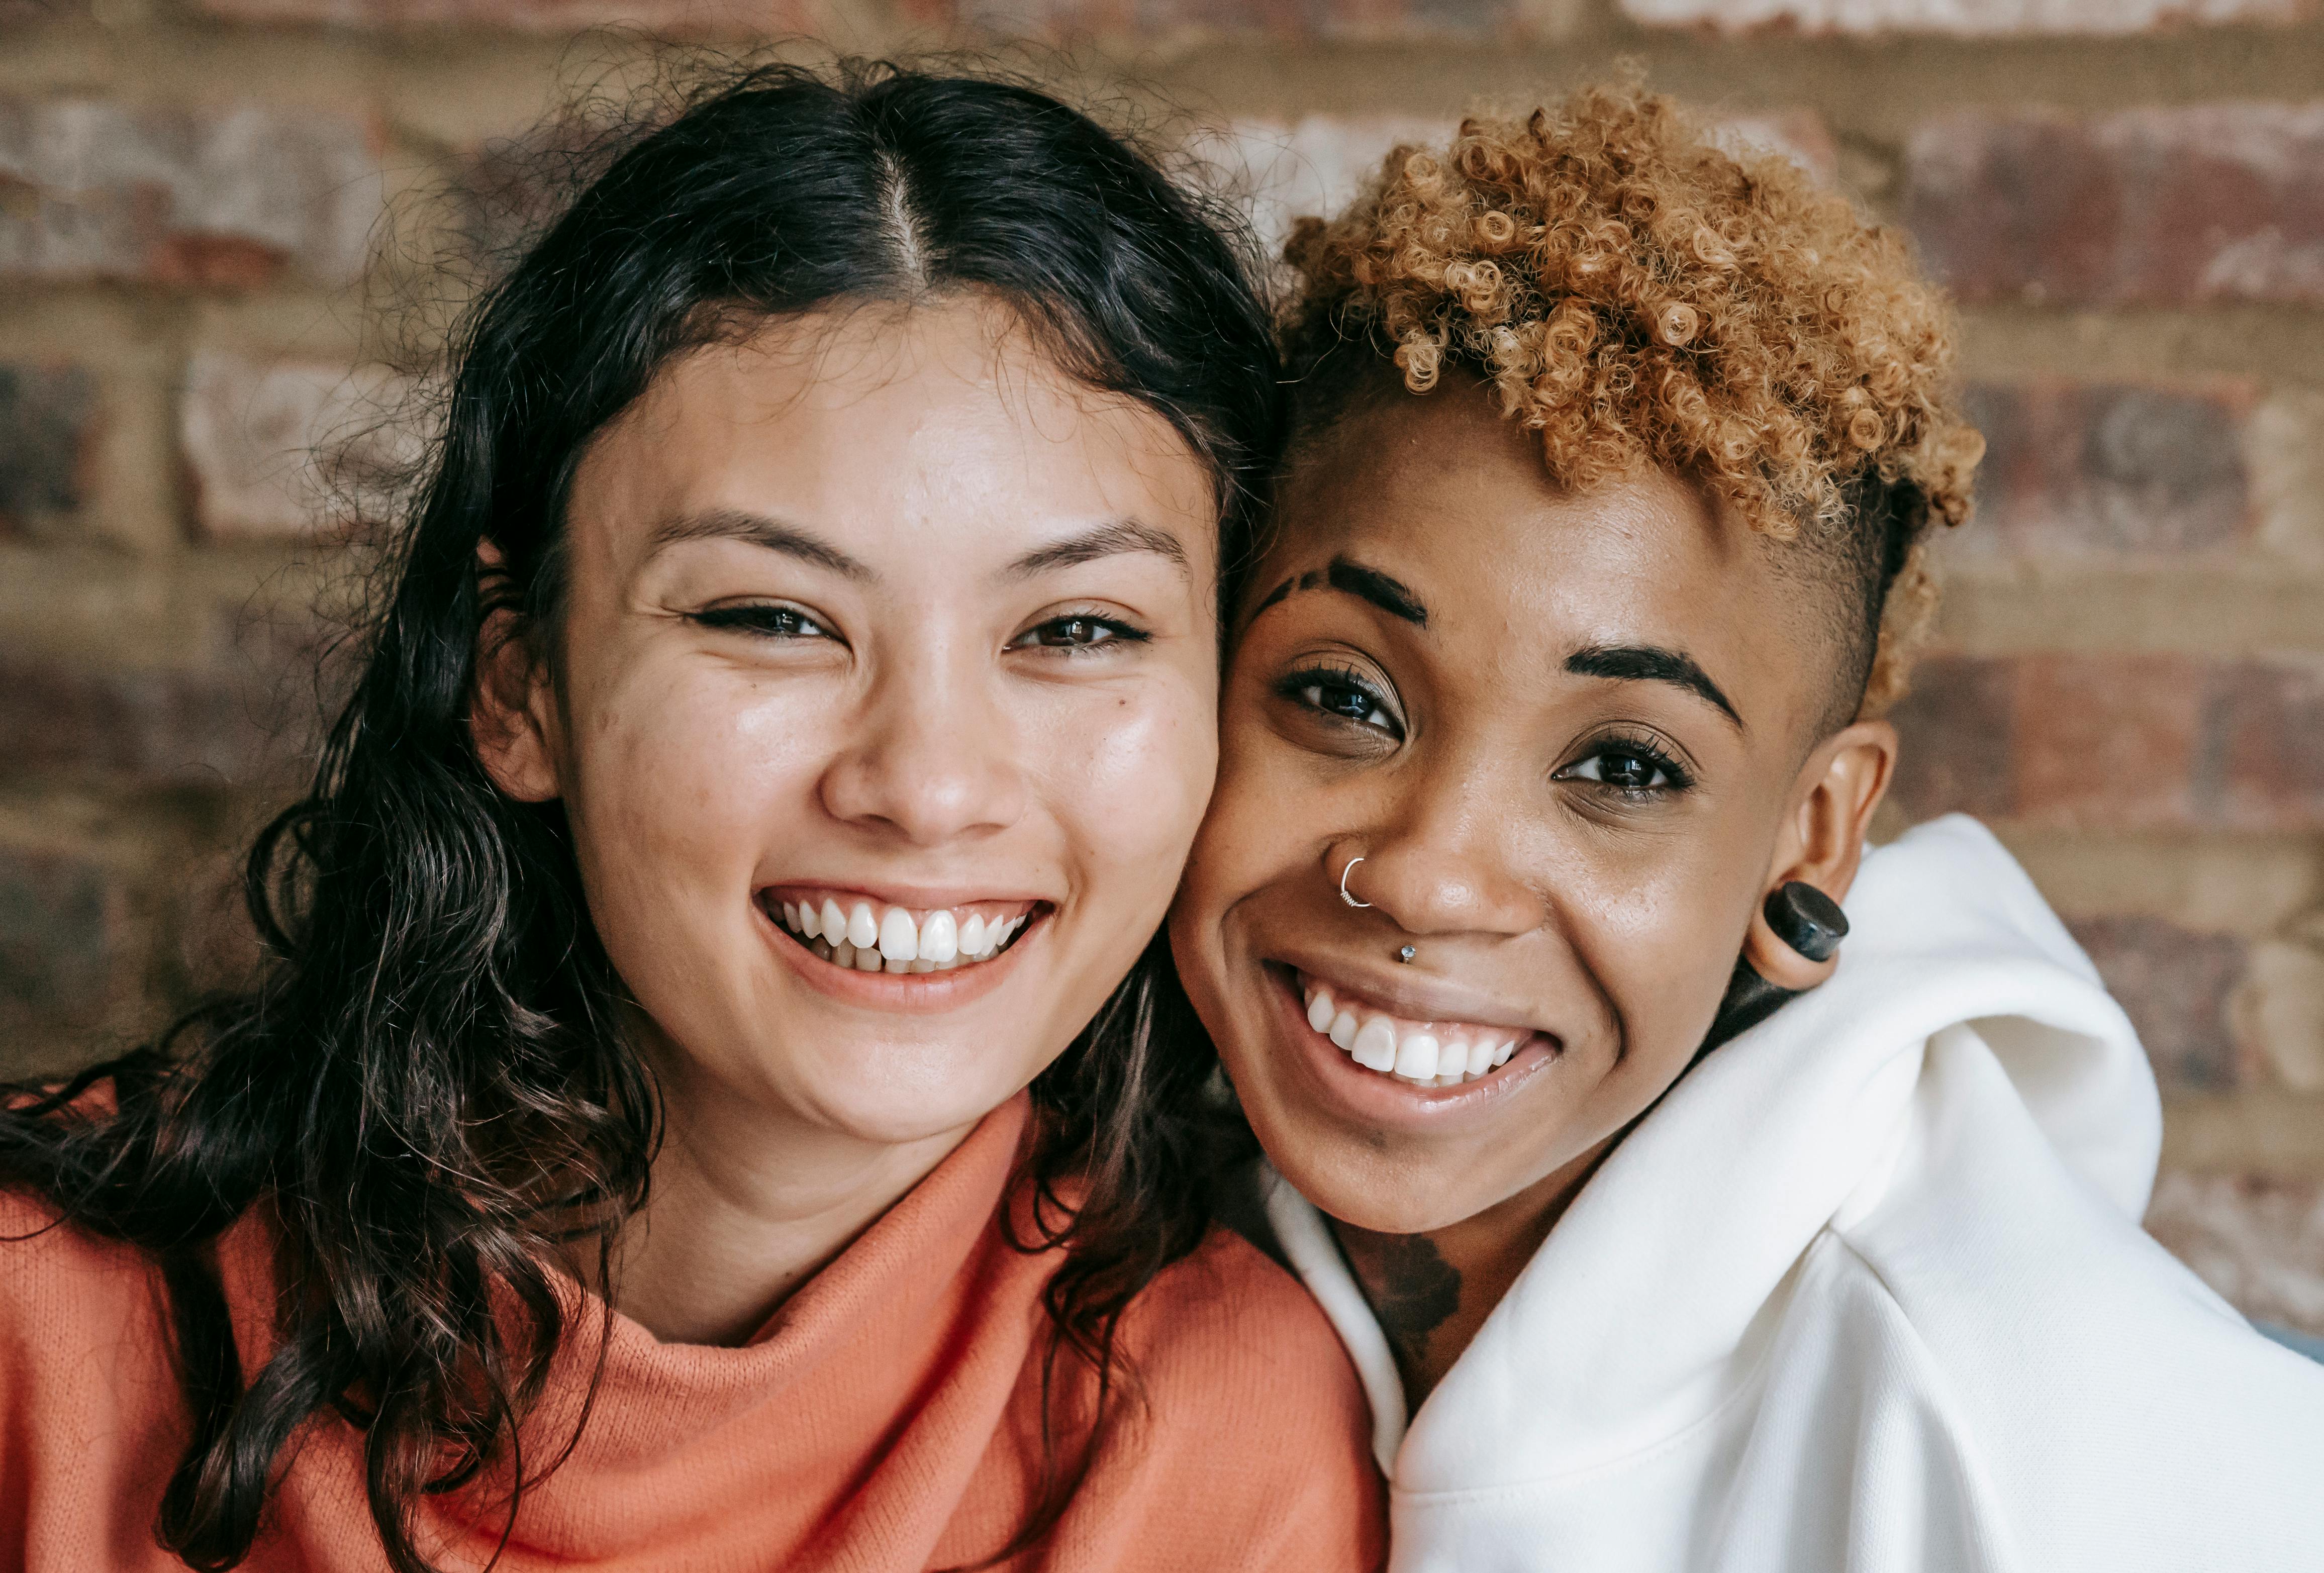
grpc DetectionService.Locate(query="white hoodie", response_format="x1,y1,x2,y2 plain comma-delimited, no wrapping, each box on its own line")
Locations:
1264,814,2324,1572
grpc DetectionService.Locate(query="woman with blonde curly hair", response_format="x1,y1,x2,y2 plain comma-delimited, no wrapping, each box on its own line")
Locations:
1171,84,2324,1569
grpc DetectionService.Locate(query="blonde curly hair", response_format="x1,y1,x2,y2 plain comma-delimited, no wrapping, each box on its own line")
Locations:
1280,84,1984,721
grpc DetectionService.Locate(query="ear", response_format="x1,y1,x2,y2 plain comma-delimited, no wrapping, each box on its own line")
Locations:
468,542,563,804
1742,719,1897,991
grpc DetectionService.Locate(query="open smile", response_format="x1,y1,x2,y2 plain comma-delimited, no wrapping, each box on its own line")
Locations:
759,889,1044,975
1252,959,1562,1128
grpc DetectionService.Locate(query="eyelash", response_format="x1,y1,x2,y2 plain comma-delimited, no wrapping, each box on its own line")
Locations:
1556,728,1696,801
1277,662,1402,737
689,606,1149,655
690,603,830,640
1011,613,1151,655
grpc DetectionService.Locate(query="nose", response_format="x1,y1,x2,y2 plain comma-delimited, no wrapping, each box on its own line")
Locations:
1330,761,1544,941
818,649,1027,845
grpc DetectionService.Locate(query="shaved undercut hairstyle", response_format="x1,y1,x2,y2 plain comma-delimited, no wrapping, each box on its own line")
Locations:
1279,82,1986,731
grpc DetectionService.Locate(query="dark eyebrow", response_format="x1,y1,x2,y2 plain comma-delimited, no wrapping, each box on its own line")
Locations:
1245,555,1430,628
1565,644,1744,730
648,509,873,580
1004,520,1189,581
1327,558,1428,626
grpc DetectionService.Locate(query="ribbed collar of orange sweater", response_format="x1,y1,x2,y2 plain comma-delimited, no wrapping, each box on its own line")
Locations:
254,1093,1057,1568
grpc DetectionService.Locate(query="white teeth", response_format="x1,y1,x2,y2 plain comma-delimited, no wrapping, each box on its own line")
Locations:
921,909,958,964
773,893,1036,977
1350,1018,1399,1072
1299,976,1526,1087
878,906,918,962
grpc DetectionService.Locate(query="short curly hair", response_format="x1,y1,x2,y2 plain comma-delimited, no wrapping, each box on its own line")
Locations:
1279,83,1985,723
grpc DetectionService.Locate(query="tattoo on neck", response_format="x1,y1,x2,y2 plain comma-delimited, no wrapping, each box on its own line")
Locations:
1360,1233,1462,1381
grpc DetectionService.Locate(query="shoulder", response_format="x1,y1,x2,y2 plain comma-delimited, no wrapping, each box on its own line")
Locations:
1787,1209,2324,1566
1126,1220,1363,1396
1098,1224,1386,1567
0,1187,177,1386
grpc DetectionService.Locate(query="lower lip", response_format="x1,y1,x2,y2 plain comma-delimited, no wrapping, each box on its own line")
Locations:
757,902,1038,1012
1261,963,1557,1134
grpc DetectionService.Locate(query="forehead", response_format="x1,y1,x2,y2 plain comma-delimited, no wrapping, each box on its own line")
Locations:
1268,384,1820,738
570,301,1215,575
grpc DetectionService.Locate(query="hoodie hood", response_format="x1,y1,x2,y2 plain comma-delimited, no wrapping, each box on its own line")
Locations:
1267,814,2159,1488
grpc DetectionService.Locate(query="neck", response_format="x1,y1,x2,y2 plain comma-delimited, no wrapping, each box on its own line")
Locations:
603,1035,981,1347
1330,1137,1611,1411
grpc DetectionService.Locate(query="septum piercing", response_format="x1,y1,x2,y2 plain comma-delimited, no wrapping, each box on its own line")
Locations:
1338,856,1371,909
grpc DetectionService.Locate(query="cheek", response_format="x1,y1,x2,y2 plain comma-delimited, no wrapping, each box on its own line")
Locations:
559,656,825,939
1556,832,1763,1064
1047,673,1218,919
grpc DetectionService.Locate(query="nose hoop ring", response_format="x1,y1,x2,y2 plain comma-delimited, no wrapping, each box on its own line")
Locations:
1338,856,1372,909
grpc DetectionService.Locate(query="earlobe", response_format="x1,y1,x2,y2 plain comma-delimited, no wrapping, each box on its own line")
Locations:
468,553,563,804
1744,720,1899,991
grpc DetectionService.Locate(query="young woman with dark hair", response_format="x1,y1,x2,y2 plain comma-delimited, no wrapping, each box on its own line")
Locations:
0,64,1381,1571
1170,84,2324,1570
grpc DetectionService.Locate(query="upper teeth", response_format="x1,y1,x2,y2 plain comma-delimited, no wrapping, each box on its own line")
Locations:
1301,978,1522,1088
773,896,1027,974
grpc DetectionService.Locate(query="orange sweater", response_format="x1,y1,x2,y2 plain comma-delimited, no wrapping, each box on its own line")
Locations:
0,1096,1384,1570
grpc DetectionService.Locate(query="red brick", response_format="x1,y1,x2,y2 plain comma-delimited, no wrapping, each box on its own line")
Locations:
172,843,266,998
1958,380,2254,560
2196,659,2324,831
0,100,380,288
0,0,89,22
1885,654,2018,822
963,0,1513,37
2067,916,2249,1090
0,361,96,541
1623,0,2306,34
193,0,830,31
0,845,121,1030
1906,104,2324,307
0,655,300,786
1890,655,2324,833
2146,1171,2324,1335
181,351,415,540
1205,109,1832,266
2011,654,2205,829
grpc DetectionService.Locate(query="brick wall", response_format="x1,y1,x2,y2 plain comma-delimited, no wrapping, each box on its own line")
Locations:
3,0,2320,1329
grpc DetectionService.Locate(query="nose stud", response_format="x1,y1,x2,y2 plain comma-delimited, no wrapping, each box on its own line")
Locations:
1399,945,1416,964
1338,856,1371,909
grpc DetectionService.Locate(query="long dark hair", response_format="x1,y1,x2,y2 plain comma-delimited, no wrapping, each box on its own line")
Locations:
0,61,1275,1572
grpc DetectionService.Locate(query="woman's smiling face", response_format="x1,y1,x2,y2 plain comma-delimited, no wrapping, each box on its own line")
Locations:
1170,379,1894,1237
475,299,1220,1155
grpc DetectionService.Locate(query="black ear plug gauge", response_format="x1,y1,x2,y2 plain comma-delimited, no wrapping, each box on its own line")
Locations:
1693,885,1852,1062
1765,881,1849,963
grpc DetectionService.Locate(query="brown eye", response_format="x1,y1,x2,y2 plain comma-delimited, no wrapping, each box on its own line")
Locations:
691,603,830,639
1013,614,1147,651
1568,750,1668,791
1276,665,1401,737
